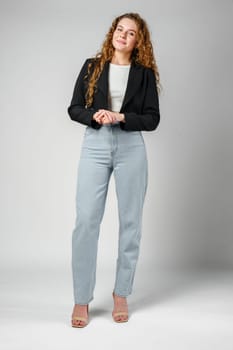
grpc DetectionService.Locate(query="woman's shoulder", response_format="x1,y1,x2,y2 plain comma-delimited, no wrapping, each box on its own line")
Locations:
81,57,100,72
81,57,94,67
84,57,96,64
83,56,101,65
78,57,97,76
134,62,155,76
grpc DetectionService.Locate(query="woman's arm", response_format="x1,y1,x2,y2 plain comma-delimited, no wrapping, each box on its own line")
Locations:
120,68,160,131
67,59,102,129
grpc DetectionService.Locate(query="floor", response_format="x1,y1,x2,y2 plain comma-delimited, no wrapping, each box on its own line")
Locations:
0,266,233,350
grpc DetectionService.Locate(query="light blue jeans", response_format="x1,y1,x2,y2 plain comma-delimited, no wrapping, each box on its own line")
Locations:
72,123,148,304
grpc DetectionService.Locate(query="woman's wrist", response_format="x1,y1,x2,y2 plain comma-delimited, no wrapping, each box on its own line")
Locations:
119,113,125,122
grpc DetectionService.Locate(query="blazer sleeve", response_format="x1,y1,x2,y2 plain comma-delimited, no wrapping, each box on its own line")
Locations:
67,59,101,129
120,68,160,131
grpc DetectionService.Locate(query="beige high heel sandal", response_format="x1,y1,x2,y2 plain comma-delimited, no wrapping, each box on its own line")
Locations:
112,292,129,323
72,304,89,328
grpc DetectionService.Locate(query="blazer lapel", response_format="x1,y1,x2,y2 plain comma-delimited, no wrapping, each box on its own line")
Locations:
96,60,143,110
121,63,143,111
97,61,109,98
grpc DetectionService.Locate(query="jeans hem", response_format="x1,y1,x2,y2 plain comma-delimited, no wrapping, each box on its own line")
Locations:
113,289,132,298
74,296,94,305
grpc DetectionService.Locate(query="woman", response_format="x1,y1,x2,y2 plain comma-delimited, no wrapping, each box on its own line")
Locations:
68,12,161,327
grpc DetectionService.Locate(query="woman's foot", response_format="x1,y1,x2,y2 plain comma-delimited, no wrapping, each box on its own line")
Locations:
112,292,129,322
71,304,89,328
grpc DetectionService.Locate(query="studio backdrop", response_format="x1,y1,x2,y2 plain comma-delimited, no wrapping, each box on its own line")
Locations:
0,0,232,274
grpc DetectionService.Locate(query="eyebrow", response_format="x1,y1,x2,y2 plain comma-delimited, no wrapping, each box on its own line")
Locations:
117,24,137,33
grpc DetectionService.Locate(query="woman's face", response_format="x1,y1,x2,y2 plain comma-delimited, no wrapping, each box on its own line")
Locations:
112,18,138,55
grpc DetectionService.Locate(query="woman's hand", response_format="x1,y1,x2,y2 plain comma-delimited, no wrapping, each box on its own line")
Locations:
93,110,125,124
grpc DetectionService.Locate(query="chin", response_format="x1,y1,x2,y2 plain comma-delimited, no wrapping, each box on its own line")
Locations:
114,44,128,52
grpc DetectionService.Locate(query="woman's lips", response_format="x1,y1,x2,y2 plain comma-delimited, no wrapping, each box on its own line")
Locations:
116,39,126,45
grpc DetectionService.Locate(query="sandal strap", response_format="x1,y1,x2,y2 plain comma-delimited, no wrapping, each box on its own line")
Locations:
72,316,88,322
113,312,128,317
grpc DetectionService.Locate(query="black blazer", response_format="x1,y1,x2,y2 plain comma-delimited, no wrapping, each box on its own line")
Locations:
68,58,160,131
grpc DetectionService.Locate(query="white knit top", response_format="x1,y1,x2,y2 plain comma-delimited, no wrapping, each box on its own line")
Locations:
108,63,130,122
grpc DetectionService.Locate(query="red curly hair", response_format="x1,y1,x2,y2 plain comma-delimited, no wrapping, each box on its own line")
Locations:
85,12,161,107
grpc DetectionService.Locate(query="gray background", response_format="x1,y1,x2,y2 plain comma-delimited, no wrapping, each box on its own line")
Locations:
0,1,233,349
1,0,232,271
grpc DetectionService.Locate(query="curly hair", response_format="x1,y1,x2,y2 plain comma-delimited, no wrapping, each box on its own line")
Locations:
85,12,161,107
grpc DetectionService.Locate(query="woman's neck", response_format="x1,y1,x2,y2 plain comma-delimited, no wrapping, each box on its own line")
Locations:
111,52,131,65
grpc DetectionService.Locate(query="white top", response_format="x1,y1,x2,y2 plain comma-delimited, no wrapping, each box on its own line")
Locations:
108,63,130,121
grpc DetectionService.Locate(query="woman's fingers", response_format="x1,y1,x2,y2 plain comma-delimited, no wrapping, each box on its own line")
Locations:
103,112,113,123
102,111,117,123
101,113,112,124
93,110,118,124
93,110,105,123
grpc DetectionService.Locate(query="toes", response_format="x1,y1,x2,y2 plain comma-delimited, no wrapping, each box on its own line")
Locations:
72,320,85,327
114,314,128,322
